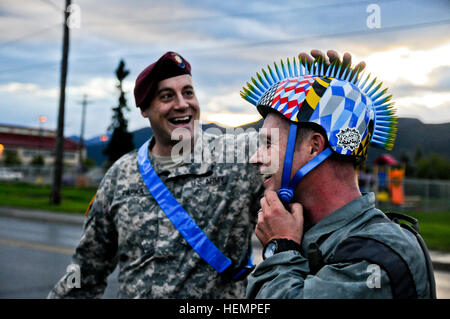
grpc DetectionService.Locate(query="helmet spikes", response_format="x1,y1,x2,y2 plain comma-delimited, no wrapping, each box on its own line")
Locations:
293,57,299,77
349,66,360,84
286,58,293,77
341,64,350,80
246,81,263,97
256,72,269,89
240,55,397,151
251,77,265,94
261,68,273,86
325,60,336,77
280,59,288,79
274,62,283,81
267,65,278,83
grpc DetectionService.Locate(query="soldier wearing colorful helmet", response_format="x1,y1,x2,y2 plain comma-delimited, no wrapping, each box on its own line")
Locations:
243,56,396,205
243,56,435,299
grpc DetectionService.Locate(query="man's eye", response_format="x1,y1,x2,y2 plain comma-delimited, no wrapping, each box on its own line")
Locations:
259,137,270,146
183,90,194,97
160,93,173,100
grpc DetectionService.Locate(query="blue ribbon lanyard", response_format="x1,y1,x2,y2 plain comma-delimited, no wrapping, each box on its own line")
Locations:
277,123,333,205
137,140,254,278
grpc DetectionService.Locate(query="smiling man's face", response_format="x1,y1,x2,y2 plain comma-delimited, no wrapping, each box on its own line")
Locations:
141,74,200,148
250,112,317,194
250,113,284,192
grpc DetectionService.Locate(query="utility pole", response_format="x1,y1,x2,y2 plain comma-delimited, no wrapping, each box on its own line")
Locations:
78,94,92,171
50,0,71,205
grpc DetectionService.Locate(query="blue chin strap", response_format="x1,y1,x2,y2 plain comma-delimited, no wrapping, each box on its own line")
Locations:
277,123,333,205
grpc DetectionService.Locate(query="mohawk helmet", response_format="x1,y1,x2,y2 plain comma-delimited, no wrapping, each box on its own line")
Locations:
241,57,397,204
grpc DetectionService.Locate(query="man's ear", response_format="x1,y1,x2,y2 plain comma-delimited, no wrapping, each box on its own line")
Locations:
310,132,326,155
141,107,150,118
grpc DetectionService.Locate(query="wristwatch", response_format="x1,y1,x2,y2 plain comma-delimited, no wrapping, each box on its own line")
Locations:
262,239,301,260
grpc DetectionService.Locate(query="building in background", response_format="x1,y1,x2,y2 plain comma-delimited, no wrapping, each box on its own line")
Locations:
0,124,84,166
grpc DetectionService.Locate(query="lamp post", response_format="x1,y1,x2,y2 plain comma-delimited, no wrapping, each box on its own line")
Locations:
78,94,92,172
38,115,47,155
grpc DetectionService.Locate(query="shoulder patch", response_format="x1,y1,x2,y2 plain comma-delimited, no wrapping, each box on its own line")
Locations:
84,193,97,216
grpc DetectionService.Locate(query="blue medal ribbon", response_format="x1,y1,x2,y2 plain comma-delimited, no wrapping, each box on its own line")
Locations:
138,140,250,275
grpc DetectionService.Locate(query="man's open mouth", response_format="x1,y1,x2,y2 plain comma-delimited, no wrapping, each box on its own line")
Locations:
169,116,192,125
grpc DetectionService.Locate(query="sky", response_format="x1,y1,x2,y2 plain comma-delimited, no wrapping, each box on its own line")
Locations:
0,0,449,139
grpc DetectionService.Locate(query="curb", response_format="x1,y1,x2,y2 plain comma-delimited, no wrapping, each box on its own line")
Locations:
0,206,85,226
1,206,449,272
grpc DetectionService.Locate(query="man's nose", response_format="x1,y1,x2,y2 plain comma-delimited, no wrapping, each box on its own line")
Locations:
249,149,261,166
174,94,189,110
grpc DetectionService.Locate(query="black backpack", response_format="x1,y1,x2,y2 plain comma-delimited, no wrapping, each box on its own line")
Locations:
307,212,437,299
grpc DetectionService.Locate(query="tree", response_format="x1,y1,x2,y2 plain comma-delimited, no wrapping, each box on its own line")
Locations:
399,150,415,177
103,59,135,166
414,147,423,164
30,154,45,166
416,153,450,180
3,150,21,166
83,157,96,168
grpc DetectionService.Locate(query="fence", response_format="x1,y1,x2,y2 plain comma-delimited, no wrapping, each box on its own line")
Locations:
367,177,449,212
1,166,449,212
0,165,105,187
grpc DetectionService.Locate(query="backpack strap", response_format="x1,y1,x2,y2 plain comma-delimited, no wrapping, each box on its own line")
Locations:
385,212,437,299
330,236,418,299
306,212,436,298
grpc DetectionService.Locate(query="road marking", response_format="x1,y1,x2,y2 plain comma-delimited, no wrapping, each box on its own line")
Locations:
0,237,74,255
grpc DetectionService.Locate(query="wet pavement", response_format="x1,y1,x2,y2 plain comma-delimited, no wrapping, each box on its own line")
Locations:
0,209,449,299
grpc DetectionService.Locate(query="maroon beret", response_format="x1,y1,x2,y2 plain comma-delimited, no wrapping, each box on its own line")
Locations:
134,51,192,109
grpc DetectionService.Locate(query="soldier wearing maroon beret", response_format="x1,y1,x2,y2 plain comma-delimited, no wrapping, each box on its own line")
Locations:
49,50,264,299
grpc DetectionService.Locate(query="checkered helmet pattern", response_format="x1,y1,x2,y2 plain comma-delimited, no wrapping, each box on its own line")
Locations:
241,57,396,160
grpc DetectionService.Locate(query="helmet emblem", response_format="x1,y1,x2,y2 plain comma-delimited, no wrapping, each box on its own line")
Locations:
337,127,361,152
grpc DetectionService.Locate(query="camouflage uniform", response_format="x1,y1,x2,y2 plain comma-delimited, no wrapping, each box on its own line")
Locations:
246,193,432,299
48,131,264,298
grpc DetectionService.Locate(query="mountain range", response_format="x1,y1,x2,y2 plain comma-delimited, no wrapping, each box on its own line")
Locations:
78,118,449,166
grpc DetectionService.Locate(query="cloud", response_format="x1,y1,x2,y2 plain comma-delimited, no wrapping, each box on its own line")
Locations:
201,111,261,128
0,77,135,101
0,82,58,98
1,0,449,139
363,42,450,86
396,91,450,115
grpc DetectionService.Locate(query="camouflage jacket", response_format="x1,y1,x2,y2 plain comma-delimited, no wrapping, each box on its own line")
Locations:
246,193,433,299
48,131,264,298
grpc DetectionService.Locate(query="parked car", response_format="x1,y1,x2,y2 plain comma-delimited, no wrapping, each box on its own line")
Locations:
0,167,24,181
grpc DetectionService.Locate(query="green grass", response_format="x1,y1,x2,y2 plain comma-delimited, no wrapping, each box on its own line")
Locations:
0,182,449,252
0,182,96,214
407,211,450,252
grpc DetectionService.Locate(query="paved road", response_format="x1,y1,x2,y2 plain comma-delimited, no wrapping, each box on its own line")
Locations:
0,216,119,298
0,215,448,298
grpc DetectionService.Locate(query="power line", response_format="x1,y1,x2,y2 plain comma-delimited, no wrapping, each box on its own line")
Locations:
0,17,448,75
0,0,64,50
0,23,60,50
39,0,64,13
84,0,395,27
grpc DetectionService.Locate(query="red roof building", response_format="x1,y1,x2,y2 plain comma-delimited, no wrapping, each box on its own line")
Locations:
0,124,84,166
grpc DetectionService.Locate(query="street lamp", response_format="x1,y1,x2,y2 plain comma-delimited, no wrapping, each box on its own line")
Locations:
38,115,47,155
